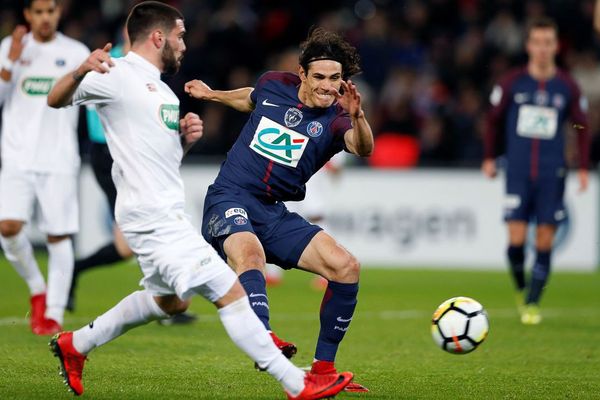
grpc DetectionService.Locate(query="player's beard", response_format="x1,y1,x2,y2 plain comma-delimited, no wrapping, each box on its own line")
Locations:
162,40,182,76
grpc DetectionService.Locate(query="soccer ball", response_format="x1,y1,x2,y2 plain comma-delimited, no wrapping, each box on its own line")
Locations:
431,296,489,354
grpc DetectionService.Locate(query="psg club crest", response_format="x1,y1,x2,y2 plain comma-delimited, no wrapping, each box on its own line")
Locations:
284,107,303,128
306,121,323,137
234,216,248,226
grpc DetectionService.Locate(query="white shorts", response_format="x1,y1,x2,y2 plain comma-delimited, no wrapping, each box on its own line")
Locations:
0,169,79,234
123,212,237,302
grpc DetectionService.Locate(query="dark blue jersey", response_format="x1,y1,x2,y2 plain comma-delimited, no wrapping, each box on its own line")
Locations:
484,67,590,178
214,71,352,201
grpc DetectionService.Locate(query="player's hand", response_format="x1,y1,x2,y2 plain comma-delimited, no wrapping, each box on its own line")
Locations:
180,112,203,144
184,80,213,100
8,25,27,62
332,80,365,120
481,159,497,178
77,43,115,77
578,169,589,193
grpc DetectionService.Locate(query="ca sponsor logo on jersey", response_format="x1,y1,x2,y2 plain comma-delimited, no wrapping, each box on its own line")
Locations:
250,117,309,167
159,104,180,131
284,107,303,127
225,207,248,219
307,121,323,137
21,77,55,96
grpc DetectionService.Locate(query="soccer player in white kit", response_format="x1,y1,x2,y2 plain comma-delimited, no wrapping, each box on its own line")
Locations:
0,0,89,336
46,2,352,398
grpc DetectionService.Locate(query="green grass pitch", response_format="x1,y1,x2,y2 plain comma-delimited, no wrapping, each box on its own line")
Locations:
0,254,599,399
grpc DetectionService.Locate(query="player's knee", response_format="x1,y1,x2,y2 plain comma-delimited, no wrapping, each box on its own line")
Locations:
155,296,190,315
329,254,360,283
230,253,265,272
0,220,23,237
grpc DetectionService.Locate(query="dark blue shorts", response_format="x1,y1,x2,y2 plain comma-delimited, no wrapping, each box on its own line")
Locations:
504,174,566,225
201,184,322,269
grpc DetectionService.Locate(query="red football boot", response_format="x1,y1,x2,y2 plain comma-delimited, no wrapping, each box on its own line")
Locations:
311,360,370,393
256,331,298,371
49,332,87,396
286,371,353,400
37,318,62,336
30,293,46,335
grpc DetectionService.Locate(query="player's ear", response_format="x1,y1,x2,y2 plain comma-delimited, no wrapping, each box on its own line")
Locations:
150,30,164,49
298,65,306,81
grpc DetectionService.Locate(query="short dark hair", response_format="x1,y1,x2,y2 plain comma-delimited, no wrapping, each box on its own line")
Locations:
126,1,183,45
24,0,58,9
526,16,558,39
299,27,361,80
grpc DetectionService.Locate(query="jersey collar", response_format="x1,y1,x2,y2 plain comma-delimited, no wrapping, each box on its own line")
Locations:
125,51,161,79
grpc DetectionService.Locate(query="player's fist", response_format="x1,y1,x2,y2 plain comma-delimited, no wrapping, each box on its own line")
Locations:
8,25,27,61
184,80,213,100
180,112,203,144
481,159,497,179
77,43,115,79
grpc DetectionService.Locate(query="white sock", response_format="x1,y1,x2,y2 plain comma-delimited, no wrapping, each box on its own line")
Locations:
45,239,75,324
72,290,167,355
218,297,305,396
0,231,46,295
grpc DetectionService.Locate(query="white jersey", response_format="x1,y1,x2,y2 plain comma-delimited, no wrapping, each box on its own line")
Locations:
71,51,184,231
0,32,89,174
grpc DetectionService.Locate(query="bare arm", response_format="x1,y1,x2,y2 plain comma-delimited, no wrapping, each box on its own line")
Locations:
184,79,255,113
47,43,114,108
335,80,373,157
0,25,26,83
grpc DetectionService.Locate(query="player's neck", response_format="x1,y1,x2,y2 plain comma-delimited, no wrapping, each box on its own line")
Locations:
297,83,315,108
32,31,56,43
527,63,556,82
130,43,163,74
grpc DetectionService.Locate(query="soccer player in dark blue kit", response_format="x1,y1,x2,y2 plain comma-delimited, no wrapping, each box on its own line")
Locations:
185,28,372,392
482,17,590,325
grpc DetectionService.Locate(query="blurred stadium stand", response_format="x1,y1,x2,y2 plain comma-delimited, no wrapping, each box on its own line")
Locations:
1,0,599,167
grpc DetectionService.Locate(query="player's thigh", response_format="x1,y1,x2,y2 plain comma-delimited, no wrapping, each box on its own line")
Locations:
124,214,237,303
201,196,257,262
534,176,565,225
35,173,79,235
296,230,360,283
504,175,532,223
223,231,266,272
535,224,556,251
260,208,322,271
0,169,36,223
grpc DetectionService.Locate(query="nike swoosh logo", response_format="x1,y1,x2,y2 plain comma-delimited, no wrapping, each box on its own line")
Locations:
337,316,352,323
262,99,279,107
249,293,268,299
315,375,346,395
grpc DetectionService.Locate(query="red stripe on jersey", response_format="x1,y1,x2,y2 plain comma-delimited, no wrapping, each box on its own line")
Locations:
530,80,545,179
262,160,274,195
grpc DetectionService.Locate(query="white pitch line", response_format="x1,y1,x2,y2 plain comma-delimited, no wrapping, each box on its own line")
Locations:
1,308,597,327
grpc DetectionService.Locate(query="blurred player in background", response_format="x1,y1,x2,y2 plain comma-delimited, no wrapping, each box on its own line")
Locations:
482,17,590,325
67,33,196,325
0,0,89,335
186,27,373,392
46,2,352,398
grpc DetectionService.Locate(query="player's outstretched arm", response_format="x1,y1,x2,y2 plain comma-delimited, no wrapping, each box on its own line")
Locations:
336,80,373,157
180,112,204,156
184,79,255,113
48,43,114,108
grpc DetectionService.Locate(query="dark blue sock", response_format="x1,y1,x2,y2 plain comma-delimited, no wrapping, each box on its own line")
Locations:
527,250,551,304
507,245,526,291
239,270,271,330
315,281,358,362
